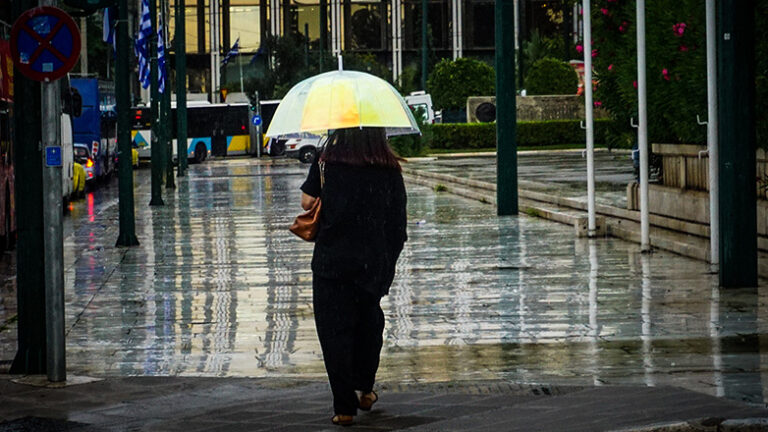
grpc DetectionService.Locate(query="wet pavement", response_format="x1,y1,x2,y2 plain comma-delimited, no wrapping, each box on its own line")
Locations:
409,150,635,208
1,156,768,417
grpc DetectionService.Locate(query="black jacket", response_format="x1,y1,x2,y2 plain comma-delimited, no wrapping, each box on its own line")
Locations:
301,157,407,297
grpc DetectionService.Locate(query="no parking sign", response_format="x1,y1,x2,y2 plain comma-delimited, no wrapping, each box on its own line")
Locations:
10,6,81,82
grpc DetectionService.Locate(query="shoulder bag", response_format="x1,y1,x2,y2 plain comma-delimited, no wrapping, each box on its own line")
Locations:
290,162,324,241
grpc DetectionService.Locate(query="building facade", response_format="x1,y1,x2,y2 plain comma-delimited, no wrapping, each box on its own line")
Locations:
165,0,575,96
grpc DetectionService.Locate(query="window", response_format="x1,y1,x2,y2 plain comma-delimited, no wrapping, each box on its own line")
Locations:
464,0,494,49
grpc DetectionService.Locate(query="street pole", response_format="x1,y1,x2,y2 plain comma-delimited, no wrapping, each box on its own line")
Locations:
149,0,164,205
717,0,757,287
320,0,327,71
161,2,174,190
79,16,87,74
41,78,65,382
421,0,427,90
636,0,650,252
176,0,188,177
496,0,518,215
10,0,46,375
115,0,140,246
582,0,596,235
705,0,719,272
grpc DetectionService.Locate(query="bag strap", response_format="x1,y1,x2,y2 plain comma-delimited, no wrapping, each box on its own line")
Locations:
319,161,325,188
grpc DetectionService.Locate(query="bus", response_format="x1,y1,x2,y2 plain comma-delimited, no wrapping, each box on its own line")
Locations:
131,102,252,163
70,78,117,181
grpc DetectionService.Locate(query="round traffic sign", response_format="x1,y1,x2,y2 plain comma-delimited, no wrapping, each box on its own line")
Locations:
10,7,81,82
252,115,262,126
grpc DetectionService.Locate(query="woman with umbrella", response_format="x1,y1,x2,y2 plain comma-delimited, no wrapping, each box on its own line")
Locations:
268,65,418,426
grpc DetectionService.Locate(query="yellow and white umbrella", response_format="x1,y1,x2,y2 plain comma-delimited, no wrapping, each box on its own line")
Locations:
265,69,420,138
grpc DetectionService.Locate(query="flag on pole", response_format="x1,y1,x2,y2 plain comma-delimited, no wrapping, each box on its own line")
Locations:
102,7,116,51
158,20,167,94
249,45,263,66
134,0,152,89
221,38,240,66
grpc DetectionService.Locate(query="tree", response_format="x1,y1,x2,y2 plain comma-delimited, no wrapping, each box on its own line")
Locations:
426,58,495,111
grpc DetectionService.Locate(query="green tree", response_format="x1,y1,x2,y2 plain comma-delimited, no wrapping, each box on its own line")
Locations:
524,57,579,95
426,57,495,111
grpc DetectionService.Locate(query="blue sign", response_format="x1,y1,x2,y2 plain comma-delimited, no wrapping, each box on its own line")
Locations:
252,115,262,126
10,7,81,82
45,146,62,167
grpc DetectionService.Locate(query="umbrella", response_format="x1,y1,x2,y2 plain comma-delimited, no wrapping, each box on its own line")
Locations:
265,69,420,138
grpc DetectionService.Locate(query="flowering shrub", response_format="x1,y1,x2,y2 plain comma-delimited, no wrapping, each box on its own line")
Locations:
590,0,709,146
590,0,767,148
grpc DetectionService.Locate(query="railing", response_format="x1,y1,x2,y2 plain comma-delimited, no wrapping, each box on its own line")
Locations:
653,144,768,199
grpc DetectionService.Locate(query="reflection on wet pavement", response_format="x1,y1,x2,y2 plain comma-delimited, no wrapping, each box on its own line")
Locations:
408,151,635,208
2,157,767,407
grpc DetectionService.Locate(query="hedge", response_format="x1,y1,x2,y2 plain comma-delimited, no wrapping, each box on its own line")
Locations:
427,119,616,150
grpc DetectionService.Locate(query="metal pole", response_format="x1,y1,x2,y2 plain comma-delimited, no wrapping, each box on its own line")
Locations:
717,0,757,287
636,0,650,251
115,0,140,246
583,0,596,235
496,0,518,215
79,17,87,74
213,0,221,100
10,0,46,375
320,0,327,70
150,0,164,205
421,0,427,90
41,79,65,382
176,0,188,177
256,91,262,157
161,3,174,190
705,0,719,271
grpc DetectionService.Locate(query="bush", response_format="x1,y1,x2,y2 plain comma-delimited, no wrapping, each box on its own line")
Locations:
591,0,767,148
524,57,579,96
426,58,495,111
428,119,616,150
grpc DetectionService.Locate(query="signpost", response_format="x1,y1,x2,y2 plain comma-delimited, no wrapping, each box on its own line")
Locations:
10,5,80,382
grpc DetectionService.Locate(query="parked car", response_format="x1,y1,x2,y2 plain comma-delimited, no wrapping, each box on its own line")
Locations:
285,134,323,163
74,144,95,183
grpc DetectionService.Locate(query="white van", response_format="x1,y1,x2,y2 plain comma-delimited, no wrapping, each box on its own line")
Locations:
404,91,439,124
61,113,74,202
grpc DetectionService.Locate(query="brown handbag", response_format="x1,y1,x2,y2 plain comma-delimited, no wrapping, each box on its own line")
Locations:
289,197,322,241
290,162,324,241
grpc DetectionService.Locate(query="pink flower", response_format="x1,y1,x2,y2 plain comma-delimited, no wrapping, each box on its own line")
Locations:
662,68,671,80
618,21,629,33
601,7,610,15
673,22,687,37
608,64,614,71
633,80,638,89
576,44,584,54
594,101,603,108
679,45,689,52
591,49,598,58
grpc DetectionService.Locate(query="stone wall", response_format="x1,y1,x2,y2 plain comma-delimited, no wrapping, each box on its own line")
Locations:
466,95,609,122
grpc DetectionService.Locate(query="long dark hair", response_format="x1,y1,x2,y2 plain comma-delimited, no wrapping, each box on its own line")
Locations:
320,127,402,171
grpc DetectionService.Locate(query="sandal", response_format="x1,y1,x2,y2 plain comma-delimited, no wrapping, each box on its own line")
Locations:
331,414,354,426
359,391,378,411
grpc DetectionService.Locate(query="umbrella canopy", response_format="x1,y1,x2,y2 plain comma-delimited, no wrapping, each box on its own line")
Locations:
265,70,420,137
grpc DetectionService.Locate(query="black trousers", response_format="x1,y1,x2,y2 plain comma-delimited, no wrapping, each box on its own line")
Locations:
313,275,385,415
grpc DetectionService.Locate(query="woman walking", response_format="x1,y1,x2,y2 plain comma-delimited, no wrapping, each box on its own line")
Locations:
300,127,408,426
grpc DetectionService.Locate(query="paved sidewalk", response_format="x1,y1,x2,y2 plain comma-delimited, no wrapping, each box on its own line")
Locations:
2,376,767,431
2,157,768,431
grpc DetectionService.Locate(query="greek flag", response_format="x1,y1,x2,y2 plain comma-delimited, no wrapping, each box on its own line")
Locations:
249,45,263,66
134,0,152,89
102,7,116,50
158,21,167,94
221,38,240,66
